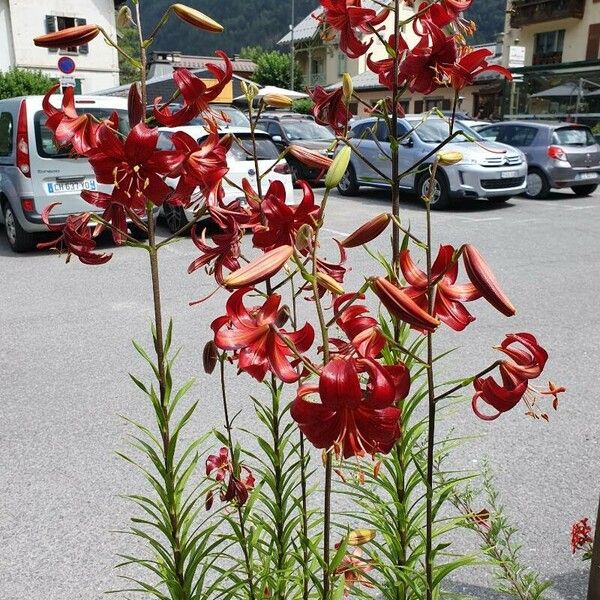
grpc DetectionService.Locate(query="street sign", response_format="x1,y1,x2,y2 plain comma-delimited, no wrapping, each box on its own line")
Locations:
508,46,526,69
60,75,76,89
57,56,76,75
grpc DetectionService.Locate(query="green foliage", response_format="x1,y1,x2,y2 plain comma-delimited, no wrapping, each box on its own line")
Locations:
138,0,315,57
464,0,505,44
239,46,265,64
292,98,314,115
254,50,304,90
0,68,56,100
117,25,142,86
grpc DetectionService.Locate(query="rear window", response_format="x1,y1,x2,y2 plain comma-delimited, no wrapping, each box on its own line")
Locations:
552,127,595,146
34,109,129,158
229,134,279,161
0,112,13,156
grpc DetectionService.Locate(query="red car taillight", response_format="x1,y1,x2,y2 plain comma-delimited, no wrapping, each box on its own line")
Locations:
16,100,31,177
548,145,568,161
274,163,291,174
21,198,35,212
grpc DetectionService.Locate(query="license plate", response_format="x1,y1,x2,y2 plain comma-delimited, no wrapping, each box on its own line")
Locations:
501,170,518,179
46,180,97,194
577,172,597,180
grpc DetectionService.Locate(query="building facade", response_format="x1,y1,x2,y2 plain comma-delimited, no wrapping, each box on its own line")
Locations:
0,0,120,93
502,0,600,122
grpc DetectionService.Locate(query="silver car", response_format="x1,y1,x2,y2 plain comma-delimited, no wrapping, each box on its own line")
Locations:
338,117,527,209
477,121,600,199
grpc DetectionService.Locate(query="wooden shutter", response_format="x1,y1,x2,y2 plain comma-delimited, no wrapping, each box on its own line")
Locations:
76,18,89,54
414,99,424,113
442,98,452,110
45,16,58,53
586,24,600,61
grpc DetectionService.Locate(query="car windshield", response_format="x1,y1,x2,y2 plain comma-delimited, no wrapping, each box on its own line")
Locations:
408,119,481,143
552,127,595,146
228,134,280,161
188,106,250,128
35,109,129,158
281,121,334,141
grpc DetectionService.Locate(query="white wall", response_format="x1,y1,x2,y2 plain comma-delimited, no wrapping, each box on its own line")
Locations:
6,0,119,92
0,0,16,71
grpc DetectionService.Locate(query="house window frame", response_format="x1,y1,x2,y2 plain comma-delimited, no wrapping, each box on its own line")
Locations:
533,29,565,65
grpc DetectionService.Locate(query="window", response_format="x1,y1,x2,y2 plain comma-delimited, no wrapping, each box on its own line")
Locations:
477,125,501,141
498,125,538,147
44,15,90,54
0,113,13,156
552,127,595,146
533,30,565,65
229,134,279,161
266,122,283,137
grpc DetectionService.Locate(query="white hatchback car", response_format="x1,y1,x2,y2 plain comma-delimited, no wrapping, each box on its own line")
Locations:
157,126,295,233
0,94,129,251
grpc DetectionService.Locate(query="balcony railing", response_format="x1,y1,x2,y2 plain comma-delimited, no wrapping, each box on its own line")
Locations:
532,51,563,65
511,0,585,28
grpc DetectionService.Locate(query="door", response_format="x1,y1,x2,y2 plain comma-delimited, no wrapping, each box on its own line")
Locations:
368,121,415,189
349,121,386,183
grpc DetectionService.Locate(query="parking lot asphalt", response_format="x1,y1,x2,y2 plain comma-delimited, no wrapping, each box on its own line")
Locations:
1,187,598,599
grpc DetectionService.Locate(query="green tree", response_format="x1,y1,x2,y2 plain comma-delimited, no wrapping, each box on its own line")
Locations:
291,98,314,114
0,68,56,99
118,26,142,86
254,50,303,90
239,45,265,63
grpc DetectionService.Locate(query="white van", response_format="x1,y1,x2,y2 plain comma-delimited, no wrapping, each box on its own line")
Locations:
0,94,129,252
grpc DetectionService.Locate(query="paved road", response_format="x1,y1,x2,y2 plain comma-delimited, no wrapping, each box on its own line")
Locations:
1,187,598,599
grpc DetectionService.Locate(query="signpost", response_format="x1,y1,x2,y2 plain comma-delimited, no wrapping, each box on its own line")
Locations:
58,57,76,91
508,46,525,115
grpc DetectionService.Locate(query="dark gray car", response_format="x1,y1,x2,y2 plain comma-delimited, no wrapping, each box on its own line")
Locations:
477,121,600,199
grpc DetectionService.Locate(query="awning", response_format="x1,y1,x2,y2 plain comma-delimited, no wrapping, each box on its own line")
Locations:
530,82,584,98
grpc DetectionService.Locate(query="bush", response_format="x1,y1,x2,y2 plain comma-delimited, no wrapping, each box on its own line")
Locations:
254,50,303,90
0,68,56,99
292,98,314,115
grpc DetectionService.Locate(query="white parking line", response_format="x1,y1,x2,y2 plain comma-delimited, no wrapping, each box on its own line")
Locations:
323,227,350,237
456,216,504,222
564,205,597,211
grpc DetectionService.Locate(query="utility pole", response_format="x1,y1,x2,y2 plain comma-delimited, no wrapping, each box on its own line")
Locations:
290,0,295,90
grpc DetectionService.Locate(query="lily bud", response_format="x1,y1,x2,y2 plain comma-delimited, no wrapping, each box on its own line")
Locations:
340,213,391,248
316,272,344,295
372,277,440,332
325,146,352,189
275,305,291,328
170,4,224,32
295,223,314,252
223,245,293,289
34,24,100,48
263,94,293,109
347,529,376,546
241,81,260,102
116,5,134,29
202,340,219,374
342,73,353,103
288,145,333,170
462,245,516,317
437,151,463,166
127,82,144,129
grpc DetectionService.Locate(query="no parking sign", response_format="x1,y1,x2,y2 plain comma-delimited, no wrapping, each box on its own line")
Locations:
58,57,76,88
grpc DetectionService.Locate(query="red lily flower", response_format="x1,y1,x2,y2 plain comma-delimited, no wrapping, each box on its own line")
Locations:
317,0,389,59
399,23,457,94
153,52,233,127
399,245,481,331
335,547,374,597
309,86,351,136
205,447,255,509
330,293,386,359
42,85,113,155
472,332,563,421
211,289,315,384
440,47,512,91
367,35,409,90
80,190,131,245
169,128,231,208
88,123,183,209
414,0,475,36
37,203,112,265
570,518,594,555
291,357,407,458
252,180,320,251
188,216,242,285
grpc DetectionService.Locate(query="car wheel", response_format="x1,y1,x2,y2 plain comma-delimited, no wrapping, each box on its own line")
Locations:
489,196,511,203
337,163,360,196
3,203,37,252
163,203,188,234
525,169,550,199
417,172,451,210
571,184,598,197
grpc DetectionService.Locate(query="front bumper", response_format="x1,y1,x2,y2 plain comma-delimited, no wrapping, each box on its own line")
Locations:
447,163,528,199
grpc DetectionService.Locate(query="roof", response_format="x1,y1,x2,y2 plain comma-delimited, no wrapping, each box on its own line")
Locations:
151,52,256,74
278,1,382,45
158,125,259,136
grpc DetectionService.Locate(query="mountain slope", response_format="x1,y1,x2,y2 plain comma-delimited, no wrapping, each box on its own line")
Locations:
137,0,505,57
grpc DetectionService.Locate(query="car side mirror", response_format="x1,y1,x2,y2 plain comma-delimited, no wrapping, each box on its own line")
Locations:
271,135,282,143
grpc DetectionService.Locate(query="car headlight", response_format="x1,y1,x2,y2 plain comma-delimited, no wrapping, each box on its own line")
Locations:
459,157,479,165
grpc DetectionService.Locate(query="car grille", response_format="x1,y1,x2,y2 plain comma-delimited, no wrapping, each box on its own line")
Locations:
481,176,525,190
481,156,523,167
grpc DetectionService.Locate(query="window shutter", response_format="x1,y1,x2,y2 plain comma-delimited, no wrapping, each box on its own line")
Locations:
45,16,58,53
414,100,424,113
76,18,89,54
442,99,451,111
586,24,600,61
